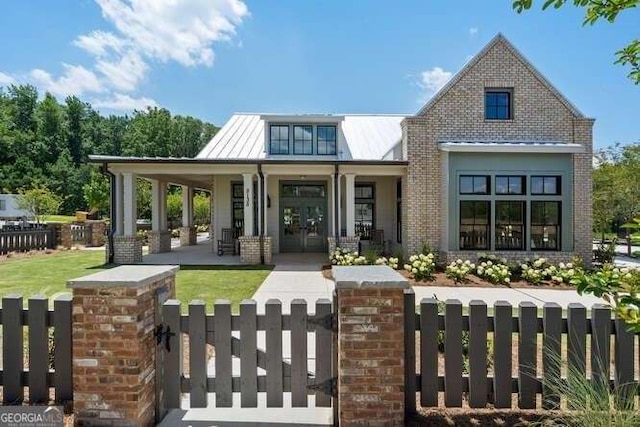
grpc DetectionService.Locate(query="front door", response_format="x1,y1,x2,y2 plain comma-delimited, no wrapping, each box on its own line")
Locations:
280,183,327,252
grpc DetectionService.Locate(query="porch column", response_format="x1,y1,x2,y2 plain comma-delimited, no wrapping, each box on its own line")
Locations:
337,174,342,236
180,185,196,246
263,174,268,235
329,173,335,236
122,172,136,236
113,173,124,236
149,179,171,254
243,173,254,236
111,172,142,264
345,173,356,236
257,174,262,236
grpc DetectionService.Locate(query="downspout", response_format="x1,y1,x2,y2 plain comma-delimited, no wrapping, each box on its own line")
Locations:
100,163,116,264
334,163,340,240
258,162,265,265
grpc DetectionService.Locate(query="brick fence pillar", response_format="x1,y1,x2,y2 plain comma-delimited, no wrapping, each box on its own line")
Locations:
333,266,409,426
68,265,178,426
61,224,72,249
88,220,107,247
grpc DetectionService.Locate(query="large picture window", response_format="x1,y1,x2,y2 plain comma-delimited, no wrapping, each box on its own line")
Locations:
460,175,490,195
495,201,525,250
293,125,313,154
485,90,512,120
317,126,337,155
355,183,375,240
460,201,490,250
531,201,561,250
269,125,289,155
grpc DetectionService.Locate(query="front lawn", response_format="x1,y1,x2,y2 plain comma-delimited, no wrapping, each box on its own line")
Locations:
0,250,271,311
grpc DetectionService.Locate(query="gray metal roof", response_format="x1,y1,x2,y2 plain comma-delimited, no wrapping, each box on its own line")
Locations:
195,113,406,161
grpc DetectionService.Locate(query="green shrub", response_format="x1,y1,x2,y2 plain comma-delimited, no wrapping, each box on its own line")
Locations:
404,253,436,281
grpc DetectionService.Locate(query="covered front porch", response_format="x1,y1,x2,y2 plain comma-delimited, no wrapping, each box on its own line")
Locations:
97,156,407,265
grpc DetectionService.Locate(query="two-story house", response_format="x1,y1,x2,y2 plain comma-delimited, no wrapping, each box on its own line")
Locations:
93,34,593,265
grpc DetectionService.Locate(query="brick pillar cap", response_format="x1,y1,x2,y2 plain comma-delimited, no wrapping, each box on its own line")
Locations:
333,265,409,289
67,265,179,289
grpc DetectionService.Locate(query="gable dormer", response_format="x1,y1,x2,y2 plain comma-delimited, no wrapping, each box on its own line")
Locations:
261,114,344,159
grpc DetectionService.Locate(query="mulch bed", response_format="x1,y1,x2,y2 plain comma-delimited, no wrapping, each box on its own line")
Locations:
322,265,576,290
0,247,78,262
409,408,562,426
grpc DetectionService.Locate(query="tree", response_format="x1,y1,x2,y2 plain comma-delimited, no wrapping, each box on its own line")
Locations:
193,192,211,225
16,186,62,223
513,0,640,83
83,169,110,216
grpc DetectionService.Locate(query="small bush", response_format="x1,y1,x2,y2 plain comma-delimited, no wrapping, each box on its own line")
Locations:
445,259,475,283
375,256,399,269
593,240,616,265
520,257,549,284
330,247,367,266
544,261,581,285
404,253,436,281
476,260,511,284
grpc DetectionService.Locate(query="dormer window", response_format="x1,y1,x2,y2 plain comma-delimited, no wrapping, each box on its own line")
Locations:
293,125,313,154
269,125,289,154
485,89,512,120
317,125,337,155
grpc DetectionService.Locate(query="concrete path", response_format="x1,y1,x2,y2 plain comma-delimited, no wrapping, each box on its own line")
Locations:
412,285,602,309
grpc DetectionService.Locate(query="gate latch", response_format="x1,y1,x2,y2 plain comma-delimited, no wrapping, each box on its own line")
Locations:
155,324,175,352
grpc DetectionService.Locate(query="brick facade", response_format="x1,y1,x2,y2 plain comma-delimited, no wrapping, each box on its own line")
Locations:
68,265,178,426
148,230,172,254
327,236,361,254
179,226,197,246
112,235,143,264
403,35,593,265
238,236,272,264
334,266,409,426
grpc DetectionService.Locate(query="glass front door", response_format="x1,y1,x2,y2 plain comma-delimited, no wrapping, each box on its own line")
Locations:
280,183,327,252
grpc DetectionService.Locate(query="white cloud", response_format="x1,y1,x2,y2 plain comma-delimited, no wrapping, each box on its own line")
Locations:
92,92,157,111
2,0,248,110
0,72,16,86
29,64,103,97
95,50,148,91
469,27,478,36
419,67,453,100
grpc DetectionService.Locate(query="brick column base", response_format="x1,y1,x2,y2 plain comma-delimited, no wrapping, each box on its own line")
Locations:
328,236,360,254
68,265,178,426
238,236,272,264
112,235,143,264
148,230,172,254
179,226,197,246
334,266,409,426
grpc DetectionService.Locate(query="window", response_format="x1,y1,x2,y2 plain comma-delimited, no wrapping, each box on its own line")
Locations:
460,175,490,195
0,199,5,211
531,201,561,250
293,125,313,154
355,184,375,240
231,183,244,237
495,176,525,195
485,90,512,120
460,201,490,250
495,201,525,250
531,176,561,195
269,125,289,154
281,184,325,198
317,125,337,155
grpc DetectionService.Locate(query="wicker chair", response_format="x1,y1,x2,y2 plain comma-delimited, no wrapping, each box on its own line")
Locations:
217,228,237,256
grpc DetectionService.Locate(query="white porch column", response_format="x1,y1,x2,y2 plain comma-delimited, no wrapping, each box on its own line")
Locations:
263,174,268,235
243,173,254,236
114,172,124,236
329,173,335,236
122,172,137,236
181,185,193,227
257,174,262,236
345,173,356,236
159,181,167,231
151,179,162,231
337,174,342,236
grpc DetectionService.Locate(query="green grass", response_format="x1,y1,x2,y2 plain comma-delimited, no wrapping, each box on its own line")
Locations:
0,250,271,312
44,215,77,223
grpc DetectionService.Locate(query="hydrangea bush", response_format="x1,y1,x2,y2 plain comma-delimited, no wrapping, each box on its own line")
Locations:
404,253,436,281
476,260,511,284
544,261,581,284
375,256,400,269
445,259,475,283
329,247,367,266
520,257,549,284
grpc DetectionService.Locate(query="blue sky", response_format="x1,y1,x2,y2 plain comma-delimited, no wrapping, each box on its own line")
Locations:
0,0,637,148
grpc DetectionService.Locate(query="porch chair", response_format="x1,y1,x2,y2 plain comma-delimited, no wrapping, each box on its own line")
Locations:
217,228,237,256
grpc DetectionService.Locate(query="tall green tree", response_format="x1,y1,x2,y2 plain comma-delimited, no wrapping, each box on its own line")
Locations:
16,186,62,223
513,0,640,83
65,96,86,164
